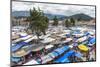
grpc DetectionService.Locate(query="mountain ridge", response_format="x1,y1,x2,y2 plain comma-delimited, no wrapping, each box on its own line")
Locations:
12,11,93,21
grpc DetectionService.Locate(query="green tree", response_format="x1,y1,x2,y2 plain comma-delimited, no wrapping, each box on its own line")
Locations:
52,16,58,26
77,17,82,21
28,7,49,39
65,19,71,27
70,18,75,26
40,16,49,35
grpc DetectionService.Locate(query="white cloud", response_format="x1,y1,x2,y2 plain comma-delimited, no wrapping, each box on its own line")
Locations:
12,1,95,17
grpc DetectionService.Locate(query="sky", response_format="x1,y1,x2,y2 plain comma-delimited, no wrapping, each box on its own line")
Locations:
12,1,95,18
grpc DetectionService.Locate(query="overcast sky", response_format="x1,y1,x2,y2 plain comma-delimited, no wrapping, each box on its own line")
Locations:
12,1,95,17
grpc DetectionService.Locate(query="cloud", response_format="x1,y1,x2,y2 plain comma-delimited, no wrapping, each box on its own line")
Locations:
12,1,95,17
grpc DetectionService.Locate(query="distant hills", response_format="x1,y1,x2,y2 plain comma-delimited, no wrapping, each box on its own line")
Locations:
12,11,30,17
12,11,93,21
67,13,93,21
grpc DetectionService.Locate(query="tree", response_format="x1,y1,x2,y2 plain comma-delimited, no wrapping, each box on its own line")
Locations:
39,16,49,35
28,7,49,40
65,19,71,27
70,18,75,26
52,16,58,26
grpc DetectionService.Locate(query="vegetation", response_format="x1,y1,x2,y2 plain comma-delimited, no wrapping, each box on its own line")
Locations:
52,16,58,26
65,18,75,27
77,17,81,21
70,18,75,26
28,7,49,39
65,19,71,27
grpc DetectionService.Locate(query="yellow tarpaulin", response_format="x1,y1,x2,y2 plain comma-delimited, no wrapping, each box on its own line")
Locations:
78,44,89,51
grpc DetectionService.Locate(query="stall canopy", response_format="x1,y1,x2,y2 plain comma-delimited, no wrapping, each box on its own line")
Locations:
88,37,96,46
39,34,51,39
19,33,28,38
12,42,28,52
45,45,54,49
11,57,21,63
41,55,53,64
84,32,90,36
23,59,39,65
54,46,70,55
60,57,70,63
12,48,31,57
37,46,70,64
12,38,22,44
40,37,55,44
78,44,89,51
20,35,33,40
32,44,45,52
48,46,70,58
24,35,38,43
75,52,83,58
66,34,71,38
77,36,87,43
48,52,59,58
54,50,75,63
12,35,32,43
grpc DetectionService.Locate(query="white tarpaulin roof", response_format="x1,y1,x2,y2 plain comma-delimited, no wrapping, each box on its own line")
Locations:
12,35,33,43
39,34,51,39
72,33,84,37
45,44,54,49
18,32,27,36
41,37,55,44
12,38,22,43
77,36,87,42
62,38,72,43
23,59,39,65
24,35,38,43
63,30,71,33
21,35,33,40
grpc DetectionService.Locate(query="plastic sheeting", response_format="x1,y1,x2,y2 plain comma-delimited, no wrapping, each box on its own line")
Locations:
75,52,83,58
37,46,70,64
54,50,75,63
23,59,39,65
78,44,89,51
88,37,96,46
11,57,21,63
12,42,28,52
54,46,70,55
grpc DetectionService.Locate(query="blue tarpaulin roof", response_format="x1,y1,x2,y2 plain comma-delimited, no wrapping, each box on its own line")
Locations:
73,32,80,34
54,50,75,63
51,52,59,57
84,32,90,36
73,30,81,34
54,46,69,55
11,57,21,63
88,37,96,46
12,42,28,52
66,34,71,38
61,58,70,63
75,52,83,58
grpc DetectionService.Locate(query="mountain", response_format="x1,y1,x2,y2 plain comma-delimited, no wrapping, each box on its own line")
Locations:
12,11,30,17
44,13,67,20
68,13,93,21
12,11,93,21
12,11,66,20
